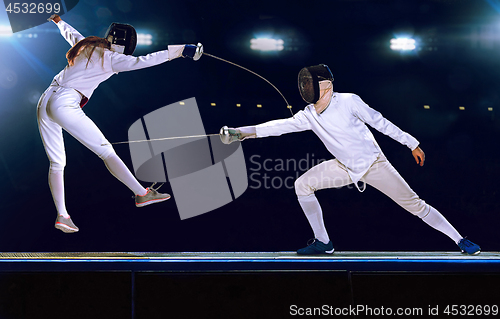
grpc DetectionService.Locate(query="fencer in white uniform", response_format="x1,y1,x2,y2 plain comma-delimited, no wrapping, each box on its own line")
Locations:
221,64,481,255
37,15,203,233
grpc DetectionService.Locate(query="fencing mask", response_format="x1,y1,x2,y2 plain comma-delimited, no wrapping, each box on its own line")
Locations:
104,23,137,55
298,64,334,104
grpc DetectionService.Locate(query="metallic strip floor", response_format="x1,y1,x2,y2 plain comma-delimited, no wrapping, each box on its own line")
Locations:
0,252,497,272
0,251,498,259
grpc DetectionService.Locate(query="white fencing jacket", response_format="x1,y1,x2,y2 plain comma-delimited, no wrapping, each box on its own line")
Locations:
255,93,420,184
52,21,184,99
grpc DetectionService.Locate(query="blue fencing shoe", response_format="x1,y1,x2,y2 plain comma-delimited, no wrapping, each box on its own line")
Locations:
297,239,334,255
458,238,481,255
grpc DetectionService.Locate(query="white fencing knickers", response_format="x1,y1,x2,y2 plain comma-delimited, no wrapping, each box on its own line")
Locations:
37,84,149,218
294,154,463,244
295,155,429,216
37,84,115,170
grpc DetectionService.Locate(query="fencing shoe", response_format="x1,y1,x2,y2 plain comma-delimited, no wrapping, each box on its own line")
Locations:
135,183,171,207
297,239,334,255
55,215,79,233
458,238,481,255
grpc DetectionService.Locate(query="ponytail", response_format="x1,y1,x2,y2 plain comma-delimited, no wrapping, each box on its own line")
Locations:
66,36,111,68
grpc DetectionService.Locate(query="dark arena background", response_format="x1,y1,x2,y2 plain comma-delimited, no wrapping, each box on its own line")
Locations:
0,0,499,318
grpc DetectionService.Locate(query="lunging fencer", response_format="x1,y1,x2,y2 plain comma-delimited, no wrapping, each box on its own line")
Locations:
221,64,481,255
38,15,203,233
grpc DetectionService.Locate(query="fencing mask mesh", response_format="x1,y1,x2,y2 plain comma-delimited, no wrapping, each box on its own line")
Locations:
298,64,334,104
104,23,137,55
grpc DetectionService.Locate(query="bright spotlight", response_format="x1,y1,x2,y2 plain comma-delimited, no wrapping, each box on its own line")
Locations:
137,33,153,46
390,38,416,51
250,38,284,51
0,25,13,37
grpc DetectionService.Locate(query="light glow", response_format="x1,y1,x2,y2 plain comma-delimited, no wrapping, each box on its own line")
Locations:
137,33,153,46
0,25,12,37
250,38,284,51
390,38,416,51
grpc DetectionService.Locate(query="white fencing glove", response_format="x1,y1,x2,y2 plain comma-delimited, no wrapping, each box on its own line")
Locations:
182,43,203,61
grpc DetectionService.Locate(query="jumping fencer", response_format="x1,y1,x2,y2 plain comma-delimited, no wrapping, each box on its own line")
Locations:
221,64,481,255
38,15,203,233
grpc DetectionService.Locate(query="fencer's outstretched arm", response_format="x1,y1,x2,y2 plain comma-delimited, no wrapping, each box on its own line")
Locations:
48,15,85,46
110,44,203,73
220,111,310,144
47,14,202,72
109,47,181,73
253,110,311,138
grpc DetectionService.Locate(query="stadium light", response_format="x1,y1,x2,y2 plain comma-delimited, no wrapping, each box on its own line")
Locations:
390,38,416,51
250,38,284,51
137,33,153,46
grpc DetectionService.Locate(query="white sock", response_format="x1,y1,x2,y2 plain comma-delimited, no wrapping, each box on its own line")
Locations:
298,194,330,244
48,169,69,218
421,206,462,244
103,153,147,196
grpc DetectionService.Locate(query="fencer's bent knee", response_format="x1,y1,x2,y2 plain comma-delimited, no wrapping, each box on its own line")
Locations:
295,175,315,196
48,145,115,170
49,160,65,171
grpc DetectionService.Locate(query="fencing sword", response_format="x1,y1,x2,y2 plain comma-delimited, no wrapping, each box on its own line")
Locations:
203,52,293,116
107,52,292,146
109,133,221,145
